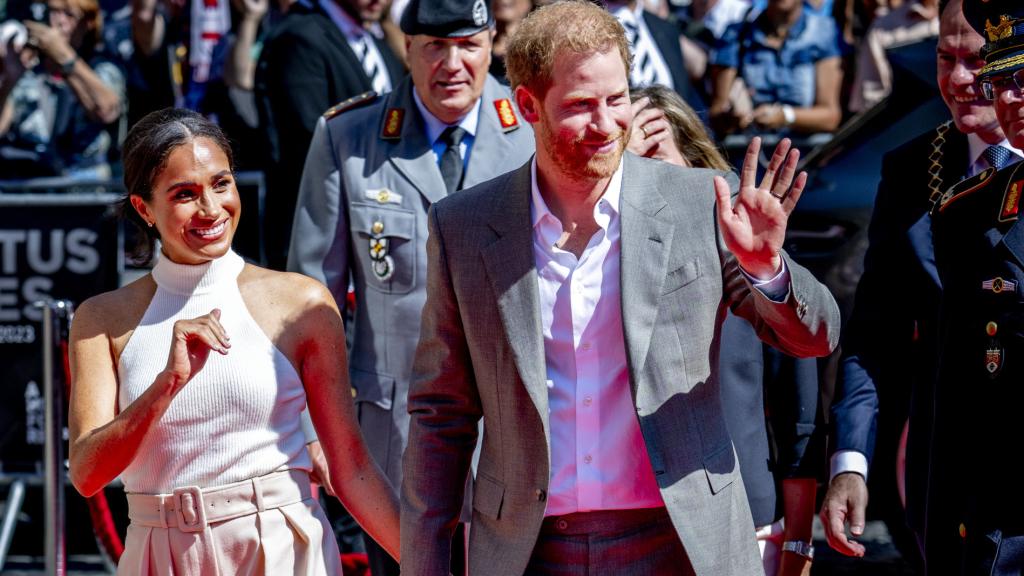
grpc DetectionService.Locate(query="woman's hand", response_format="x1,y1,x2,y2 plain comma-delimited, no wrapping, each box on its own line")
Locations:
163,309,230,392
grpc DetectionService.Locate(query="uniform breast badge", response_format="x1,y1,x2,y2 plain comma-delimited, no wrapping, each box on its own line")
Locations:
369,220,395,282
982,277,1017,295
985,320,1003,378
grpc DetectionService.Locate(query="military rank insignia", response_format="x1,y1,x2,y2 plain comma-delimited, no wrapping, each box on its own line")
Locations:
999,179,1023,222
494,99,520,132
985,16,1014,42
381,108,404,139
323,91,378,120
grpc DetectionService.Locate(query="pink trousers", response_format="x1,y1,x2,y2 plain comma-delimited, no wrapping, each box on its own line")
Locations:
118,469,342,576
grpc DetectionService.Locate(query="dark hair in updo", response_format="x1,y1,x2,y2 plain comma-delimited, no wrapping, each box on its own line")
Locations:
118,108,235,263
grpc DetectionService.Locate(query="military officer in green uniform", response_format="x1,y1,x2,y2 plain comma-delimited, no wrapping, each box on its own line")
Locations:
928,0,1024,572
286,0,535,573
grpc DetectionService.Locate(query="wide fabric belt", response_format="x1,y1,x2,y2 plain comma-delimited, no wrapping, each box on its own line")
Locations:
126,469,311,533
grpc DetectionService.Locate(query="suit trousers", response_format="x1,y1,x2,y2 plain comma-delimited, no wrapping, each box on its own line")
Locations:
524,507,694,576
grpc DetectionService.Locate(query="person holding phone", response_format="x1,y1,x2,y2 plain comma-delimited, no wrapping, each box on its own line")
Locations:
0,0,123,178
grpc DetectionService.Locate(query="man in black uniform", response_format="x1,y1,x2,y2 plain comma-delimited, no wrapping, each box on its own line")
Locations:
928,1,1024,572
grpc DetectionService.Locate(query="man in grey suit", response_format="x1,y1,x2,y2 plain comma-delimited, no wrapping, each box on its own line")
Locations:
287,0,535,573
400,2,840,575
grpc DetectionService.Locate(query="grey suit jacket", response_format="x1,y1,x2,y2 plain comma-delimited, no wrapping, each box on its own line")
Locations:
401,153,840,576
287,74,535,489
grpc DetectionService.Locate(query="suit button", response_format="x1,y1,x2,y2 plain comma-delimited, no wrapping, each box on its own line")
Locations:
535,489,546,501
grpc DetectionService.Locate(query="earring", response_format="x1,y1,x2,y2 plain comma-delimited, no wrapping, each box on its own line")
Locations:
146,221,154,228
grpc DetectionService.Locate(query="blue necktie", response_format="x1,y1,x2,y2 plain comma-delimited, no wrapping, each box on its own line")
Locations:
984,145,1016,171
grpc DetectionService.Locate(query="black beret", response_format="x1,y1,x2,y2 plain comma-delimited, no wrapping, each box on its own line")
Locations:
400,0,494,38
963,0,1024,79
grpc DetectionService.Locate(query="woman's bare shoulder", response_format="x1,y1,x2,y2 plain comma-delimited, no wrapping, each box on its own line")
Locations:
239,264,339,312
73,274,156,339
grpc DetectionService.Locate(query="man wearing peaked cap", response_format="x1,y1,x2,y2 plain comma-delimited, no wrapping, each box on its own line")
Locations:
286,0,534,573
921,1,1024,574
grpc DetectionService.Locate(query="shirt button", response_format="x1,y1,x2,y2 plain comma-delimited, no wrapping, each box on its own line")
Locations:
583,396,593,407
584,454,593,464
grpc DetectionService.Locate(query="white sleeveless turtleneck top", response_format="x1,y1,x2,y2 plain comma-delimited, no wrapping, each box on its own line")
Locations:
118,250,311,494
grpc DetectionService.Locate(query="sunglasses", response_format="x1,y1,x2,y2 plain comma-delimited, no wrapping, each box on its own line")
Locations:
981,68,1024,101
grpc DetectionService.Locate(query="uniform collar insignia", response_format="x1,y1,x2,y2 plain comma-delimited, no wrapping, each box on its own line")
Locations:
999,179,1023,222
494,98,520,132
381,108,405,139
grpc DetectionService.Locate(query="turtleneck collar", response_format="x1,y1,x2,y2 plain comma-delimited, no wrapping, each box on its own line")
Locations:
151,249,245,296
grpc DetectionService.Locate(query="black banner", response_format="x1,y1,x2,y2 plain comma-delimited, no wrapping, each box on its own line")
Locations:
0,195,121,470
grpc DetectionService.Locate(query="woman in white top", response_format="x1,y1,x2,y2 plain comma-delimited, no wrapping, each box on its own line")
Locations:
68,108,399,574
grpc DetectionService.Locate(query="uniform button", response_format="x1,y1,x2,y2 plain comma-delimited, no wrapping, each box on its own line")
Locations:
556,519,568,530
583,454,593,464
583,396,593,407
986,321,998,336
535,489,546,501
959,523,967,539
372,221,385,235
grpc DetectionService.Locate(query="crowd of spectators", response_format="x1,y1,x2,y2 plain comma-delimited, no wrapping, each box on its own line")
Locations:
1,0,938,256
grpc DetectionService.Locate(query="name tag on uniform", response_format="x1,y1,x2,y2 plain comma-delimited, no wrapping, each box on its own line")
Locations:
365,188,403,205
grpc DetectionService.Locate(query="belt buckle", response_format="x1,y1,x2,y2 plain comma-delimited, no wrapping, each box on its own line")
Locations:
172,485,207,533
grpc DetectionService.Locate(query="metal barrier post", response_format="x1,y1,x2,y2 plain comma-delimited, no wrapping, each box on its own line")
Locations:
38,299,72,576
0,479,26,571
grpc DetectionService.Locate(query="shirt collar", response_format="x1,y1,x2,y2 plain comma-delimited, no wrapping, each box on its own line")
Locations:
530,156,624,230
967,133,1024,169
751,6,808,45
412,88,482,145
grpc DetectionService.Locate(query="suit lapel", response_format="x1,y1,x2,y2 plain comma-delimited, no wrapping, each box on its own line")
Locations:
310,8,373,93
385,79,447,204
481,163,550,434
619,154,674,394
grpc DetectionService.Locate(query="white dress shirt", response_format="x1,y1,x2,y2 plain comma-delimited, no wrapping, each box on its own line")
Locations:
532,157,792,514
530,159,666,516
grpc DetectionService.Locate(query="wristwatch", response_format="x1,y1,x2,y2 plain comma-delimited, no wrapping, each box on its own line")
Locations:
782,540,815,559
60,54,79,77
781,104,796,126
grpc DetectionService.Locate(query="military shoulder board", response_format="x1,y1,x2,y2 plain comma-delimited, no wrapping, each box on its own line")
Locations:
323,91,379,121
936,167,996,213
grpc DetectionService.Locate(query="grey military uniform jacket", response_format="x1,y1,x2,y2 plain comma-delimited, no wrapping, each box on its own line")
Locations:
287,74,535,489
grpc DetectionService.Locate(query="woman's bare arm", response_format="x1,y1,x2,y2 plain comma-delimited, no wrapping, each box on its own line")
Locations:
292,279,401,560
